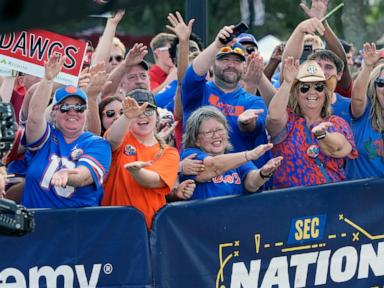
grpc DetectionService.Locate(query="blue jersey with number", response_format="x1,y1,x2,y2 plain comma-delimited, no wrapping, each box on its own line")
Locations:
22,124,111,208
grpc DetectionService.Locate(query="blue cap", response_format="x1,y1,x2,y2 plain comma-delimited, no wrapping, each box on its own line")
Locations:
237,33,258,49
53,86,88,105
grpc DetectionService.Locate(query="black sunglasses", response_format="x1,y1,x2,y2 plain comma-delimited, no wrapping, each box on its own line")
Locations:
375,78,384,88
58,104,87,113
104,109,124,118
299,83,325,93
109,55,124,63
245,46,257,54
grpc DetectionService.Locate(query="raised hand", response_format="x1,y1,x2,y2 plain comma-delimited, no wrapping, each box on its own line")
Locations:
238,109,264,126
124,161,152,173
270,43,286,62
362,42,381,68
283,57,299,84
243,52,264,86
300,0,328,20
86,62,110,98
215,25,235,47
297,18,325,36
124,43,148,67
123,96,148,119
44,54,66,81
157,120,178,143
166,11,195,42
109,9,125,25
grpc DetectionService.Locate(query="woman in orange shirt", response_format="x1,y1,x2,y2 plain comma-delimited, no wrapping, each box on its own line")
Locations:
102,89,179,228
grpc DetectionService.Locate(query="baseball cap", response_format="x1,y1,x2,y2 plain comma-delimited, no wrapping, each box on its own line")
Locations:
139,60,149,70
127,89,157,109
53,85,88,105
237,33,258,49
294,60,337,92
216,44,246,62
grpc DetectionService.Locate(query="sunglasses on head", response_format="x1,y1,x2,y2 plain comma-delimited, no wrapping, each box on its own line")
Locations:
57,103,87,113
103,109,124,118
375,78,384,88
219,46,245,57
299,82,325,93
245,46,257,54
109,55,124,63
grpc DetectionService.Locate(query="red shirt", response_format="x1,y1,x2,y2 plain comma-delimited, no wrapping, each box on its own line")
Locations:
148,64,167,91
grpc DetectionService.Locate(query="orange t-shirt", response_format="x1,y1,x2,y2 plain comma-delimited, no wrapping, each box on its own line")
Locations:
102,132,179,228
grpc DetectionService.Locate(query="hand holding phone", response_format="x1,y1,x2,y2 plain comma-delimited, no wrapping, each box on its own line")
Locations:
220,22,249,45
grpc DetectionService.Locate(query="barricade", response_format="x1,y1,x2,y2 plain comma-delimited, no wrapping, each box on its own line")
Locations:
151,178,384,288
0,206,152,288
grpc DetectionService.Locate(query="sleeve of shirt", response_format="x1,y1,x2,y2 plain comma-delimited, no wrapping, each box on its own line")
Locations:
148,146,180,193
329,115,358,159
22,123,51,152
181,64,207,113
238,161,257,183
78,137,112,189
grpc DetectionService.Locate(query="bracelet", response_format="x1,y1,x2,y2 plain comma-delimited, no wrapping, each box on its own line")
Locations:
314,131,327,141
244,151,250,161
259,169,273,179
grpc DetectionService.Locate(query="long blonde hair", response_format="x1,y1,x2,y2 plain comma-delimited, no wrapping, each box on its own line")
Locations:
367,63,384,132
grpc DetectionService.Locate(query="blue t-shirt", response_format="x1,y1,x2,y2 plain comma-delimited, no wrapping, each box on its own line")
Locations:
345,100,384,179
155,79,178,112
22,124,112,208
332,93,352,123
181,64,271,170
180,148,255,200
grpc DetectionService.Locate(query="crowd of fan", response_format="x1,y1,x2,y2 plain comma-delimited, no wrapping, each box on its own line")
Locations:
0,1,383,229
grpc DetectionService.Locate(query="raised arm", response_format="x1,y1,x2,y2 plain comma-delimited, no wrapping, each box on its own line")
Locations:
267,57,298,138
101,43,148,97
192,25,234,76
92,10,125,65
106,96,147,151
166,11,195,120
26,55,66,144
351,43,381,118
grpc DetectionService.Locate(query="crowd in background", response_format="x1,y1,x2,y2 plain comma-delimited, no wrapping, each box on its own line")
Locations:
0,0,383,229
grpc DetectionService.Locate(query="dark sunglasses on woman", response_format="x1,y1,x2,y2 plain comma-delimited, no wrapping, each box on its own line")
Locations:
109,55,124,63
375,78,384,88
103,109,124,118
299,82,325,93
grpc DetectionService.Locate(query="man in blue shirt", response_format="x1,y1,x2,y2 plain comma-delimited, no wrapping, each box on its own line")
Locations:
182,25,271,172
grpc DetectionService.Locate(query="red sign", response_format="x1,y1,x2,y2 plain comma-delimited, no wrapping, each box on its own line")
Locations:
0,29,87,85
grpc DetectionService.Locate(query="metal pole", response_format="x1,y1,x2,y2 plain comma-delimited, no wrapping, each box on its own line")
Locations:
185,0,208,47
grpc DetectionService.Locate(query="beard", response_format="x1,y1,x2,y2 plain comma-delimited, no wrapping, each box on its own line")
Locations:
213,66,241,85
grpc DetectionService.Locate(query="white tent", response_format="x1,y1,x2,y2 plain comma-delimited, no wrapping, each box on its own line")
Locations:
257,34,282,63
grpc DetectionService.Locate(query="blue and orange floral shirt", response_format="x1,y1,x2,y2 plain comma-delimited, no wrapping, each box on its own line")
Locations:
271,108,358,189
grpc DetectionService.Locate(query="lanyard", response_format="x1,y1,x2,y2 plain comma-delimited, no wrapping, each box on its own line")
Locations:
303,124,331,183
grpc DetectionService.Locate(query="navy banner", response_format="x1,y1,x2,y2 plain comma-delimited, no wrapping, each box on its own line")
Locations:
0,207,152,288
151,178,384,288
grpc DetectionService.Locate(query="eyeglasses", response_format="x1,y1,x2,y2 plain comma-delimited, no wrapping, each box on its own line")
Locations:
198,128,226,138
103,109,124,118
142,108,156,117
57,103,87,113
245,46,257,54
109,55,124,63
126,73,148,82
218,46,245,57
375,78,384,88
299,82,325,93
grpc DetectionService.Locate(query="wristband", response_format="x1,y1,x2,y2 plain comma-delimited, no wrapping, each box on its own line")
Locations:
314,131,327,140
259,169,273,179
244,151,250,161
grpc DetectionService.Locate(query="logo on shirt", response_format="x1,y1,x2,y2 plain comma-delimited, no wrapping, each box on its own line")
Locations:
70,147,84,161
124,145,137,156
208,94,244,117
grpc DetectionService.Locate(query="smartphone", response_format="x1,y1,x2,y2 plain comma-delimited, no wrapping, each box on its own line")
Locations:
300,44,313,64
220,22,249,45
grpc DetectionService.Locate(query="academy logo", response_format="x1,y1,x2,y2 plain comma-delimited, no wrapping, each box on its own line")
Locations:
0,263,113,288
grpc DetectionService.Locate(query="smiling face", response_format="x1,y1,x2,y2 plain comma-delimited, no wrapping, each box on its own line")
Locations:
54,96,86,140
101,100,123,131
129,107,158,138
196,118,229,156
297,81,326,116
213,55,244,86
